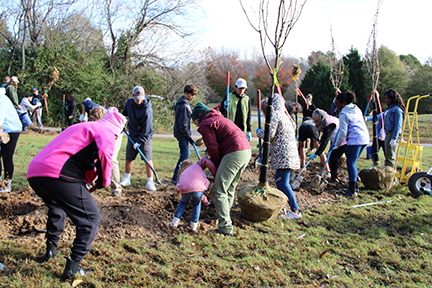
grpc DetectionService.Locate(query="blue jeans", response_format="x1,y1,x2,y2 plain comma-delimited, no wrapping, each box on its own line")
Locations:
174,191,203,223
346,145,366,182
172,138,190,182
275,169,299,212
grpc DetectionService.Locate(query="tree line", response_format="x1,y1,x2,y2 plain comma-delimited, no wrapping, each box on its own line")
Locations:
1,0,431,129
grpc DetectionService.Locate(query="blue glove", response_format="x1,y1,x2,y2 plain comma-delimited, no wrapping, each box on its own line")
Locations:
256,128,263,135
247,131,251,141
133,142,141,150
309,154,317,161
224,100,229,109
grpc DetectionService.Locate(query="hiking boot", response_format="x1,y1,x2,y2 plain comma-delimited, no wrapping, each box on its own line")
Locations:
283,211,302,220
330,169,339,183
120,177,131,187
62,258,85,279
45,240,57,260
145,181,156,191
339,181,357,197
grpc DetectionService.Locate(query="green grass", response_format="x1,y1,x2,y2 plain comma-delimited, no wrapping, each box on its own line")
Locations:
2,125,432,287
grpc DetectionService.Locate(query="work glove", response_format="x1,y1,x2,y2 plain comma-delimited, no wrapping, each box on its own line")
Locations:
37,102,42,107
389,139,397,148
188,137,195,145
247,131,251,141
195,137,204,147
224,100,230,109
133,141,142,150
308,153,317,161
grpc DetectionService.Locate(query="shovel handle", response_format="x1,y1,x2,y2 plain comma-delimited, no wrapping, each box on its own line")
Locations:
192,142,201,159
123,129,162,185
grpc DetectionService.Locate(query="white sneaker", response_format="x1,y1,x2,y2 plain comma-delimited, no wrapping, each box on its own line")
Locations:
145,181,156,191
283,211,302,220
170,217,180,228
190,221,199,232
120,177,131,187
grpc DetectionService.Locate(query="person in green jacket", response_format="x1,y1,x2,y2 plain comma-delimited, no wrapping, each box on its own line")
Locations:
5,76,21,110
219,78,252,141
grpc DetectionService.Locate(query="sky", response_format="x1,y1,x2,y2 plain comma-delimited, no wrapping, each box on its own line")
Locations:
195,0,432,64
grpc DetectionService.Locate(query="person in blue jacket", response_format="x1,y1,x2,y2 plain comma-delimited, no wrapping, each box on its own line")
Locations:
120,86,156,191
0,87,22,192
81,97,106,122
382,89,405,168
171,84,197,184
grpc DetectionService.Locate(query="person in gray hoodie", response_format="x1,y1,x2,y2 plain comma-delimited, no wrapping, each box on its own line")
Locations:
332,91,370,197
171,84,197,184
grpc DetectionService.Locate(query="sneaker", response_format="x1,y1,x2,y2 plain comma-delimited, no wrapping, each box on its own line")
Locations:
145,181,156,191
120,177,131,187
112,190,122,197
283,211,302,220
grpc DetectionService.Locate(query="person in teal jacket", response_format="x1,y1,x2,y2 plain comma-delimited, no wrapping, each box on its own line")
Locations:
382,89,405,168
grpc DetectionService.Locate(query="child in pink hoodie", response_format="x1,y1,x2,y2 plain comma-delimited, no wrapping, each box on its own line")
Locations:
170,157,216,231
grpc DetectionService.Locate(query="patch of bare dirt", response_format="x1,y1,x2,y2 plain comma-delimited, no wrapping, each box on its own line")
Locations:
0,153,349,242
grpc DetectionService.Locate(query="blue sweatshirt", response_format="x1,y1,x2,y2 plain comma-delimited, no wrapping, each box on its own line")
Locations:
122,97,153,143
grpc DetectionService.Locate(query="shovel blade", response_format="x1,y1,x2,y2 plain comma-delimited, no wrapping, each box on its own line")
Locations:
316,179,328,193
291,176,303,190
310,174,321,189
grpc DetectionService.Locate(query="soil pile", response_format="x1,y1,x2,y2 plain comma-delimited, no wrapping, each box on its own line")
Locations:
0,153,348,242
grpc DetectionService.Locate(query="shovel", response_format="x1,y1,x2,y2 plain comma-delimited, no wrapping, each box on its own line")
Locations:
291,156,314,190
310,148,334,192
123,129,170,187
192,142,201,160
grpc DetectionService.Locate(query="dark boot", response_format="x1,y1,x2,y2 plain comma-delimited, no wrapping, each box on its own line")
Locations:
330,169,339,183
354,182,359,194
339,181,357,197
62,258,84,279
45,240,57,261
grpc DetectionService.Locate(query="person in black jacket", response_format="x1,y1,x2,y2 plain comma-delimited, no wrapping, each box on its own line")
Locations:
171,84,197,184
31,88,45,130
302,94,317,118
65,95,77,126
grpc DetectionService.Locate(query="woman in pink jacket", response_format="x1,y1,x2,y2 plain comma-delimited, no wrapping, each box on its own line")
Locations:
170,157,216,231
27,107,126,279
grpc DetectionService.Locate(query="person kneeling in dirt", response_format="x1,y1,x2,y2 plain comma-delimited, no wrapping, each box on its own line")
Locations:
332,91,370,197
27,107,126,279
191,103,251,236
298,115,330,174
312,108,347,183
170,157,216,231
256,94,302,220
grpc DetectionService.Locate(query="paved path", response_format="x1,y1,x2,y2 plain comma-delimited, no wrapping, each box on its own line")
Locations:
40,127,432,147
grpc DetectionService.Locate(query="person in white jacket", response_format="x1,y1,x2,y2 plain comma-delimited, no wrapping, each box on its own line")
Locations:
17,94,41,132
332,91,370,197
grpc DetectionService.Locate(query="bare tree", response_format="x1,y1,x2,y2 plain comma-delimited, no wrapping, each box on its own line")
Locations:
365,0,383,165
329,21,344,92
240,0,307,185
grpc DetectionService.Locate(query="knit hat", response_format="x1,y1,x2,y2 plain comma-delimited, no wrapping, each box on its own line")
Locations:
191,102,211,123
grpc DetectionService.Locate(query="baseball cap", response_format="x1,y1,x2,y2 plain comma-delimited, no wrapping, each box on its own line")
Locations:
132,86,145,100
11,76,19,83
32,88,38,92
235,78,247,88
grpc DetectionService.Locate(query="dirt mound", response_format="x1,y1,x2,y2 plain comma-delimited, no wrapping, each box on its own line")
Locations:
1,153,347,242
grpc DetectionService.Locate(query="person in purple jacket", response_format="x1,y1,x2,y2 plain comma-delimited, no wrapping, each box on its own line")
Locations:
27,107,126,279
332,91,370,197
191,102,251,236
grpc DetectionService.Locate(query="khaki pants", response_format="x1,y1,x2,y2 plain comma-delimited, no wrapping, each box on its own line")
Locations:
212,149,251,234
384,131,398,168
111,133,123,194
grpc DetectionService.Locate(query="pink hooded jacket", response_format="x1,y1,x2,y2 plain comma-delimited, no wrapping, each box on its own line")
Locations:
176,157,217,194
27,108,126,187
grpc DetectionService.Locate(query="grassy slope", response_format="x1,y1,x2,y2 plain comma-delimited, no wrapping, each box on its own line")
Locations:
1,116,432,287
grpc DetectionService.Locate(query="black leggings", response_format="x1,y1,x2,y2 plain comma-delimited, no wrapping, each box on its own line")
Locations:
0,132,20,180
28,177,101,261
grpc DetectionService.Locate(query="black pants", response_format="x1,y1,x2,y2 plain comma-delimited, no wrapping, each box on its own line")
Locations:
329,145,347,171
28,177,101,261
0,132,20,180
